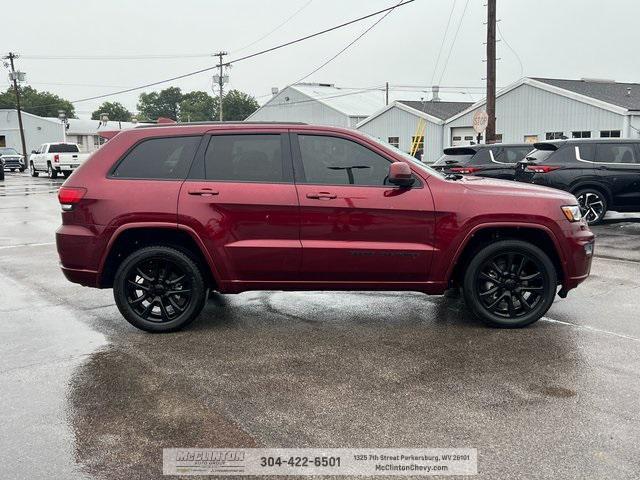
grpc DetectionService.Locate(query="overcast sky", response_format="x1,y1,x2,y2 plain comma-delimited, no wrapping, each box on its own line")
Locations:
4,0,640,118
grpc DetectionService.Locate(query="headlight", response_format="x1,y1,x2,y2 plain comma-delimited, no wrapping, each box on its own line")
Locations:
561,205,582,222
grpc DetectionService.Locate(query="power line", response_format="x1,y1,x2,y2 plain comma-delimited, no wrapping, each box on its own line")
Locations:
20,53,212,60
437,0,470,85
21,0,416,109
430,0,456,87
292,0,407,84
257,87,384,108
230,0,314,54
497,20,524,79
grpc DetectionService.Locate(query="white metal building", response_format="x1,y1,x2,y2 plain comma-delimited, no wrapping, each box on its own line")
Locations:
445,77,640,146
247,83,387,127
357,100,472,163
0,109,143,154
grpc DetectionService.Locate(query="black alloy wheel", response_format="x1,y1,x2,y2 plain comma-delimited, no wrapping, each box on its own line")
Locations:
113,246,207,332
576,189,607,225
463,240,557,328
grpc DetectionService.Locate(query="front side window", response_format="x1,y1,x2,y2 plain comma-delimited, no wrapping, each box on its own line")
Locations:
596,143,637,164
204,134,284,182
297,135,392,186
112,136,200,179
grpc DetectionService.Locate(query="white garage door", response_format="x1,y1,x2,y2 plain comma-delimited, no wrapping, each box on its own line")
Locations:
451,127,477,146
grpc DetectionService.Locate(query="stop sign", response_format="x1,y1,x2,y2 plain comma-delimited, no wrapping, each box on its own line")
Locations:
472,110,489,133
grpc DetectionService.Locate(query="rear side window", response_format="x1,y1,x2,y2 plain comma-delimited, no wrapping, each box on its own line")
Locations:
525,149,554,163
500,147,531,163
112,136,200,179
204,134,284,182
49,144,80,153
595,143,638,164
467,149,491,165
297,135,391,186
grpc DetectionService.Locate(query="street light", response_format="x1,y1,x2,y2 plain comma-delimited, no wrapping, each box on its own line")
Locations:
58,110,68,142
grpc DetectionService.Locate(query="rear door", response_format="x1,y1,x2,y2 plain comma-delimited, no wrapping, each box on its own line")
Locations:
178,130,301,284
594,142,640,208
291,131,435,283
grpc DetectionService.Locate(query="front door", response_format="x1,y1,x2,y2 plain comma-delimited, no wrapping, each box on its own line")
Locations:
595,142,640,208
291,132,435,284
178,131,301,284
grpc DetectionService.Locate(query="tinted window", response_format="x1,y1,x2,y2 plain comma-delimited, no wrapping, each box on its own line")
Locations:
467,149,492,165
433,153,473,166
576,144,595,161
525,148,554,163
596,143,637,164
49,143,80,153
204,134,283,182
501,147,531,163
112,136,200,179
298,135,391,186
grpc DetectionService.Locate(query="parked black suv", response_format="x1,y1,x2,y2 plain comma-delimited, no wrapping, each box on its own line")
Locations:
515,139,640,224
432,144,533,180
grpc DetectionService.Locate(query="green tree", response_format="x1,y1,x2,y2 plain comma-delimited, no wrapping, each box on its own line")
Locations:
137,87,182,121
179,91,216,122
221,90,259,120
91,101,132,122
0,86,75,118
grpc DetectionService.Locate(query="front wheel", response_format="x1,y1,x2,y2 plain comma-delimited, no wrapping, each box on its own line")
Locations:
29,162,38,177
463,240,557,328
113,246,207,332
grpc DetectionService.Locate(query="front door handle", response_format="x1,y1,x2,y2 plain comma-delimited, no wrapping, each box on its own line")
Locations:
188,188,219,196
306,192,337,200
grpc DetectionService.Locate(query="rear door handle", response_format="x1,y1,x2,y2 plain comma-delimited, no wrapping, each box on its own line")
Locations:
188,188,219,196
306,192,337,200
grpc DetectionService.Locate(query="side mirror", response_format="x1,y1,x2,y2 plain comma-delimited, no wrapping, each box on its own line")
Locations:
388,162,415,187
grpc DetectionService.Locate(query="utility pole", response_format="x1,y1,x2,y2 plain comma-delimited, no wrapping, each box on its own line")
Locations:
4,52,27,161
214,51,228,121
485,0,497,143
385,82,389,105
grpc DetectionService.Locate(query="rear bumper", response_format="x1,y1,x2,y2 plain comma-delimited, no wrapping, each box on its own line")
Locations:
56,223,107,287
60,266,100,287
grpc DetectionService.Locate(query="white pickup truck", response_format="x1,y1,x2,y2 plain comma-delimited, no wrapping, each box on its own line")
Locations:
29,143,90,179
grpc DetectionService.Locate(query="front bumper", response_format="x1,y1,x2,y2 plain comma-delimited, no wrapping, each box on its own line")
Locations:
2,157,24,169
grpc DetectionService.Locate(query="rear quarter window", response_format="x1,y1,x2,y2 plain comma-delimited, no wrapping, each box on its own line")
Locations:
111,136,201,179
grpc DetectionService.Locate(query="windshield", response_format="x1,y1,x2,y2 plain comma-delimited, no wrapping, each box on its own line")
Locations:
524,149,554,163
361,133,446,179
0,148,19,155
433,153,474,166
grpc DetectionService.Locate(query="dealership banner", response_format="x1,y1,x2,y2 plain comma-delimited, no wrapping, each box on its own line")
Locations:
163,448,477,476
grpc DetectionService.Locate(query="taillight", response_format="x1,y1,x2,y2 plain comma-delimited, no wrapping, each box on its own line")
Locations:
58,187,86,211
450,167,480,174
53,154,60,163
526,165,560,173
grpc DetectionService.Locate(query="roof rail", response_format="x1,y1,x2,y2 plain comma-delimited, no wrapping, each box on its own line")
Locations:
135,121,308,128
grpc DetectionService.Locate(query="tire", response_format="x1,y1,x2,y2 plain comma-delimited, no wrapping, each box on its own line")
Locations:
19,167,25,173
0,169,4,181
47,163,58,179
63,171,71,178
113,246,207,332
29,162,38,177
575,188,607,225
463,240,557,328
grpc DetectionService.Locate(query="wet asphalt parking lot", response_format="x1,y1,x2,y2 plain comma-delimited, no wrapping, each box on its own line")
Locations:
1,171,639,480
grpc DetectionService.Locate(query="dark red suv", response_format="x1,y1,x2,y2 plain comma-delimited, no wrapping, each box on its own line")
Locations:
56,123,594,332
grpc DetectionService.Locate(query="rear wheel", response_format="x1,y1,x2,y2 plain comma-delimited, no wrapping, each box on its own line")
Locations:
576,189,607,225
63,171,72,178
113,246,207,332
29,162,38,177
463,240,557,328
47,163,58,179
